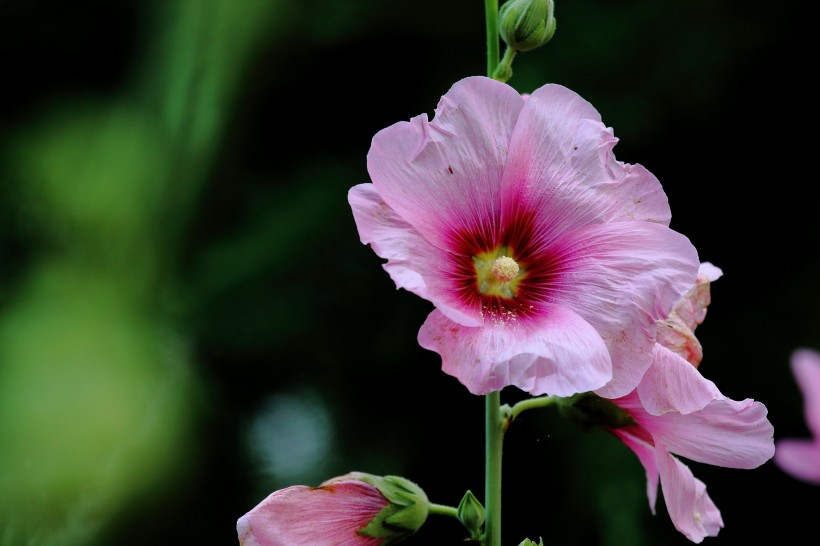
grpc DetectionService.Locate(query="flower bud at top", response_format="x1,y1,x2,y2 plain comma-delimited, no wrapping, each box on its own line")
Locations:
499,0,557,52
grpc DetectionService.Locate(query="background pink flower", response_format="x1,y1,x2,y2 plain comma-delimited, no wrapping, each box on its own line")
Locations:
349,76,698,398
774,349,820,485
611,358,774,543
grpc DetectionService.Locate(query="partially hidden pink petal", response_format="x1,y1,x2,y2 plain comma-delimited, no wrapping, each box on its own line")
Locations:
501,83,672,242
643,396,774,469
656,449,723,543
541,220,698,399
697,262,723,283
675,262,722,329
655,262,722,366
612,426,659,513
239,483,387,546
654,313,703,368
791,349,820,437
348,183,481,326
773,439,820,485
367,76,524,252
417,305,611,396
637,345,720,416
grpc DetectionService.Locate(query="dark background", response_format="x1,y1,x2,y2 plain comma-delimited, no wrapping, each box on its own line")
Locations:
0,1,818,545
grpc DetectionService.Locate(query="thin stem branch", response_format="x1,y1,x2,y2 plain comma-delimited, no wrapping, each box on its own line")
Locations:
509,395,558,422
428,503,459,519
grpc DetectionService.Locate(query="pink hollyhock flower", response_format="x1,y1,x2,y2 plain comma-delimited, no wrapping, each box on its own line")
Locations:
585,263,774,542
349,76,699,398
774,349,820,485
237,472,429,546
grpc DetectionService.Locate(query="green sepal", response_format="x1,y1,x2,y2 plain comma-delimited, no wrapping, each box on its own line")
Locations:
518,538,545,546
557,392,637,431
456,490,485,540
356,473,429,544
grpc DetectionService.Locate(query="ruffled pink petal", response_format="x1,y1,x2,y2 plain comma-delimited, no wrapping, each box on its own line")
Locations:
539,220,698,399
238,482,387,546
656,449,723,543
417,305,611,396
366,77,524,253
773,439,820,484
791,349,820,436
612,426,659,512
637,345,720,416
500,84,672,243
348,183,481,326
640,396,774,469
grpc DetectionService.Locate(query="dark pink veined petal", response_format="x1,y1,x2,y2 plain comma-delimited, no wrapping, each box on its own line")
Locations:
500,83,672,243
417,305,611,396
237,482,387,546
536,220,698,399
656,449,723,543
367,77,524,253
773,439,820,485
348,183,481,326
790,349,820,437
612,426,660,513
638,395,774,469
637,345,720,416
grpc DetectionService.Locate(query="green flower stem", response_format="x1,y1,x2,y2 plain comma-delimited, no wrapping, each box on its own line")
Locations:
428,503,459,519
493,46,517,82
485,391,503,546
484,5,503,546
485,0,500,77
508,395,558,422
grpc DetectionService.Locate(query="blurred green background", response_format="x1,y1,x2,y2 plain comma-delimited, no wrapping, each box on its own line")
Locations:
0,0,817,545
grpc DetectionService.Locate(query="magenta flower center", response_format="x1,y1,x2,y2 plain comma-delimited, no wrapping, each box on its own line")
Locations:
447,209,563,326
